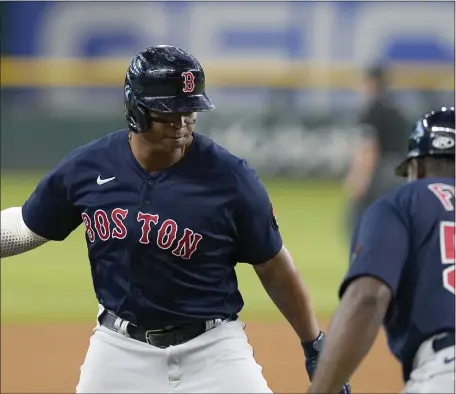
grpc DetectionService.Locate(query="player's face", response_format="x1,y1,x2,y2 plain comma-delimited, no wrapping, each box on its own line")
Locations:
147,111,197,151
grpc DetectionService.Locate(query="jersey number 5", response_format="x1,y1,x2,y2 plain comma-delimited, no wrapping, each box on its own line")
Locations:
440,221,455,295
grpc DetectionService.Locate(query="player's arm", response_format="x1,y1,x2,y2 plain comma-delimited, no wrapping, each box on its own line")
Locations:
307,277,391,393
1,207,49,258
307,199,409,393
254,247,320,342
234,161,350,392
233,161,319,342
1,158,82,258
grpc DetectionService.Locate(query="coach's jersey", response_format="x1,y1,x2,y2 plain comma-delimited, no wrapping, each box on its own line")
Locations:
340,177,455,381
21,130,282,327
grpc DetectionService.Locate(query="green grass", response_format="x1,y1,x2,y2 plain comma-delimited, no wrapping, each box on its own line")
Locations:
1,172,350,323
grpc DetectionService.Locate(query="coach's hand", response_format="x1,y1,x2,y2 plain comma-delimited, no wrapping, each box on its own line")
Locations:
302,332,351,394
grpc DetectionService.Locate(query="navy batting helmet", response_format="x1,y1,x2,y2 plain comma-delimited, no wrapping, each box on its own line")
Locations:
395,106,455,177
124,45,215,133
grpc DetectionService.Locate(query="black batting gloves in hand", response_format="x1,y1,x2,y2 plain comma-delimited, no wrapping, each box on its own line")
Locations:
301,332,351,394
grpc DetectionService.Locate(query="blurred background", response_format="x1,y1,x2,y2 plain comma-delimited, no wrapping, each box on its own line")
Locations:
0,2,454,392
1,1,454,174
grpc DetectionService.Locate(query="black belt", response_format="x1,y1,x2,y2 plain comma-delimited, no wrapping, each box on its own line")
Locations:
432,331,455,353
99,310,235,349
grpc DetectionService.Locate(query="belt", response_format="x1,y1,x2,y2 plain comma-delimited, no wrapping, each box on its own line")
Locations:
432,331,455,353
99,310,235,349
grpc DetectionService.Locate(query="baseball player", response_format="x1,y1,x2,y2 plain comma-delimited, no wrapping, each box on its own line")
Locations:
1,45,350,393
307,107,455,393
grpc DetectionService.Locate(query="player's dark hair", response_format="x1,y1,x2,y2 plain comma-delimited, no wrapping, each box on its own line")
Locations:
422,156,455,178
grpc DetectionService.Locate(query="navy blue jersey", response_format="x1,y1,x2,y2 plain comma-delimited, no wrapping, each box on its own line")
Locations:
22,130,282,327
340,177,455,381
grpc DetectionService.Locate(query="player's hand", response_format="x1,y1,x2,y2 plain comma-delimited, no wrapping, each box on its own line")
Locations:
302,332,351,394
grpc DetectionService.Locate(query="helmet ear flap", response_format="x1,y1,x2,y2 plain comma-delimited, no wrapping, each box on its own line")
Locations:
124,86,150,133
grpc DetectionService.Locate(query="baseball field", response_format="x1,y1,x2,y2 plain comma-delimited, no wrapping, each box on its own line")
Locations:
1,172,403,393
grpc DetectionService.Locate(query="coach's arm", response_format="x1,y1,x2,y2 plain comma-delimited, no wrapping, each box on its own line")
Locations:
254,246,321,342
307,276,391,393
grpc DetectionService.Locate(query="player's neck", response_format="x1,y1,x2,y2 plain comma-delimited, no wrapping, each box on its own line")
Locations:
129,132,189,173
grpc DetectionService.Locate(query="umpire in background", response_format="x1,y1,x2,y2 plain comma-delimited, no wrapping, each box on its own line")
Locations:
344,63,410,235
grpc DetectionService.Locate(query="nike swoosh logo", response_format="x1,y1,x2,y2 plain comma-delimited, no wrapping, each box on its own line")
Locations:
97,176,116,185
444,356,455,364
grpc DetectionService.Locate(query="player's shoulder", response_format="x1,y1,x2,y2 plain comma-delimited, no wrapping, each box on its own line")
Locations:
195,133,257,180
360,182,413,225
54,129,128,170
363,192,402,222
66,129,127,161
368,177,455,224
388,177,455,203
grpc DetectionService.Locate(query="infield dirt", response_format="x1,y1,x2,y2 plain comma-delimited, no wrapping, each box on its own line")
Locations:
1,320,403,393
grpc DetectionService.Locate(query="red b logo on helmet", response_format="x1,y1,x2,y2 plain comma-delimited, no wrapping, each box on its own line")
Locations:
181,71,195,93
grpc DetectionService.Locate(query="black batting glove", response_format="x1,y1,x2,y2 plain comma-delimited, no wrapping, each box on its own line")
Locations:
301,331,351,394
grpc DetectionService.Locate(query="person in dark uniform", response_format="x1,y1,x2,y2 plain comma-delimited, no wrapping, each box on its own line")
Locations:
307,107,455,393
344,64,410,234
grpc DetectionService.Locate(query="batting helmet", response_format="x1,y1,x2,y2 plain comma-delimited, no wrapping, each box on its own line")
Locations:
124,45,215,133
395,106,455,177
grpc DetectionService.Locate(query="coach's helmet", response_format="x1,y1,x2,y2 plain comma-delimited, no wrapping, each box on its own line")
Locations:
395,106,455,177
124,45,215,133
